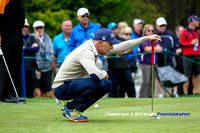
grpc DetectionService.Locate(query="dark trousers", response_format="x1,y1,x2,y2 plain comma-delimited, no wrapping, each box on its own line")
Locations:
0,29,22,100
40,70,52,93
25,70,37,98
53,78,112,112
108,68,135,97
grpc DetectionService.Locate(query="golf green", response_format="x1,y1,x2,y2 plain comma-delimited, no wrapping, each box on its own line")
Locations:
0,97,199,133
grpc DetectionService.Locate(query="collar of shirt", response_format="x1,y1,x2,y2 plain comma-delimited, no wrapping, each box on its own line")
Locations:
89,39,99,57
39,35,44,43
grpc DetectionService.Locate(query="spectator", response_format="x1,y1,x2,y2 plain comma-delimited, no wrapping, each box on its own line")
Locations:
129,18,144,98
52,18,73,72
139,24,162,98
70,7,101,51
155,17,177,98
118,21,128,38
0,0,26,103
52,28,161,122
180,15,200,95
22,19,39,98
33,20,54,98
107,22,135,97
124,27,133,40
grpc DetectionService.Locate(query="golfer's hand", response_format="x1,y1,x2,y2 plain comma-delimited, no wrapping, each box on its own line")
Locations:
103,74,109,80
147,34,162,42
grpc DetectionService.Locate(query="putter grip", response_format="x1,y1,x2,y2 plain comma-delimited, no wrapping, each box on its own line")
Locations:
151,41,155,65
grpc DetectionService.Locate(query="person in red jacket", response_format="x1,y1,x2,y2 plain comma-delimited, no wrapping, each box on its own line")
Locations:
180,15,200,95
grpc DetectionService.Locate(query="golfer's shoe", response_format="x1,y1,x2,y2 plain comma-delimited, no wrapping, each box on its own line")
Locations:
62,105,88,122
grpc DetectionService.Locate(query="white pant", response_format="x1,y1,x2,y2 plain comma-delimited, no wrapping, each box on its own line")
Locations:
131,65,143,98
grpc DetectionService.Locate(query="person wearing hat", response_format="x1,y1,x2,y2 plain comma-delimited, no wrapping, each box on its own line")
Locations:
107,22,135,98
129,18,144,98
180,15,200,95
32,20,54,98
70,7,101,51
52,28,161,122
0,0,26,103
155,17,177,98
22,19,39,98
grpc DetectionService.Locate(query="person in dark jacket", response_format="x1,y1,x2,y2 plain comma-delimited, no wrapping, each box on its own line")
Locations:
22,19,39,98
0,0,26,103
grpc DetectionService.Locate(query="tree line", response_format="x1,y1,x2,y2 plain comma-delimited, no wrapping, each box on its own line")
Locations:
24,0,200,38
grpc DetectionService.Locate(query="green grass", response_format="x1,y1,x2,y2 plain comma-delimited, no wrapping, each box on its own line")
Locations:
0,97,200,133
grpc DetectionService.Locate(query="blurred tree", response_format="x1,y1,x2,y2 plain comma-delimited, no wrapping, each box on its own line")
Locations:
24,0,199,38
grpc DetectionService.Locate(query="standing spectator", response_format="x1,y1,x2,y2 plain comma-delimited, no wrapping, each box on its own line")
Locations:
70,7,101,51
0,0,26,103
52,19,73,72
22,19,39,98
155,17,177,98
124,27,133,40
33,20,54,98
118,21,128,38
107,22,135,97
180,15,200,95
139,24,162,98
129,18,144,98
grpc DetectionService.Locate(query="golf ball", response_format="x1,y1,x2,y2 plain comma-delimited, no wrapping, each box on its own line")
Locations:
94,104,99,108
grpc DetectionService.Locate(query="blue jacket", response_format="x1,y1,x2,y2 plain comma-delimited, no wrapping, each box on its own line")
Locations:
127,31,143,61
52,32,71,64
70,21,100,51
155,29,177,66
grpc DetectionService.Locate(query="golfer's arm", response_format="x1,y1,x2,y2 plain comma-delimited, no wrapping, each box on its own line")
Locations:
108,36,148,55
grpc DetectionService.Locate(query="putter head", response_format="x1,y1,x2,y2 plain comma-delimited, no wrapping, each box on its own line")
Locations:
149,112,160,119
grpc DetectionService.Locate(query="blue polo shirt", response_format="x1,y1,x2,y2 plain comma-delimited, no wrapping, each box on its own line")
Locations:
52,32,71,64
70,21,101,51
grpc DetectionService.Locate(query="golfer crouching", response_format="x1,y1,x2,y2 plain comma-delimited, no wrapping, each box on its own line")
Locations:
52,28,161,122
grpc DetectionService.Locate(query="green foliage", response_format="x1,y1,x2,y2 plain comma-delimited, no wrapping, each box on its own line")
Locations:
24,0,199,39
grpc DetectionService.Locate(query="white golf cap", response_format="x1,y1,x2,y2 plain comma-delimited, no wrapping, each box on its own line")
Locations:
77,7,90,16
33,20,45,28
133,18,144,25
156,17,167,26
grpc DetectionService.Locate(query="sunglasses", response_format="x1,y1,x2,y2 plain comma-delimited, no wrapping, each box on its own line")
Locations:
147,30,154,32
159,25,166,27
36,27,43,30
81,15,89,18
125,33,132,36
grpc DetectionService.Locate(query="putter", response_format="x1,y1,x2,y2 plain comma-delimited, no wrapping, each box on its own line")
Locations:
0,47,26,104
149,41,160,119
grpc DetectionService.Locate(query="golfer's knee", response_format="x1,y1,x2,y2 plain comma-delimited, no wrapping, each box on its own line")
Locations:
99,79,112,92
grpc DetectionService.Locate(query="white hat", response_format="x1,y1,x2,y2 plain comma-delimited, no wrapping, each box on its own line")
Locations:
156,17,167,26
77,7,90,16
33,20,45,28
133,18,144,25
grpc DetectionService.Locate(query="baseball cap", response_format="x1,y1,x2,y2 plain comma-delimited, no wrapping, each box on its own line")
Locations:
93,28,121,44
188,15,200,22
33,20,45,28
156,17,167,26
24,18,29,27
77,7,90,16
107,22,117,29
133,19,144,25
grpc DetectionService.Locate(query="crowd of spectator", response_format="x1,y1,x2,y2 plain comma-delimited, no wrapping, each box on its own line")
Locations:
1,4,200,100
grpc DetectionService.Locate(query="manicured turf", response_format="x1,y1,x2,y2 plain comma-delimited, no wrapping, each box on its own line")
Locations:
0,96,200,133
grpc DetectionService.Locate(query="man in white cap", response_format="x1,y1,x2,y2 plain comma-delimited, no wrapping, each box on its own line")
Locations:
155,17,177,98
129,18,144,98
70,7,101,51
32,20,54,98
52,28,161,122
